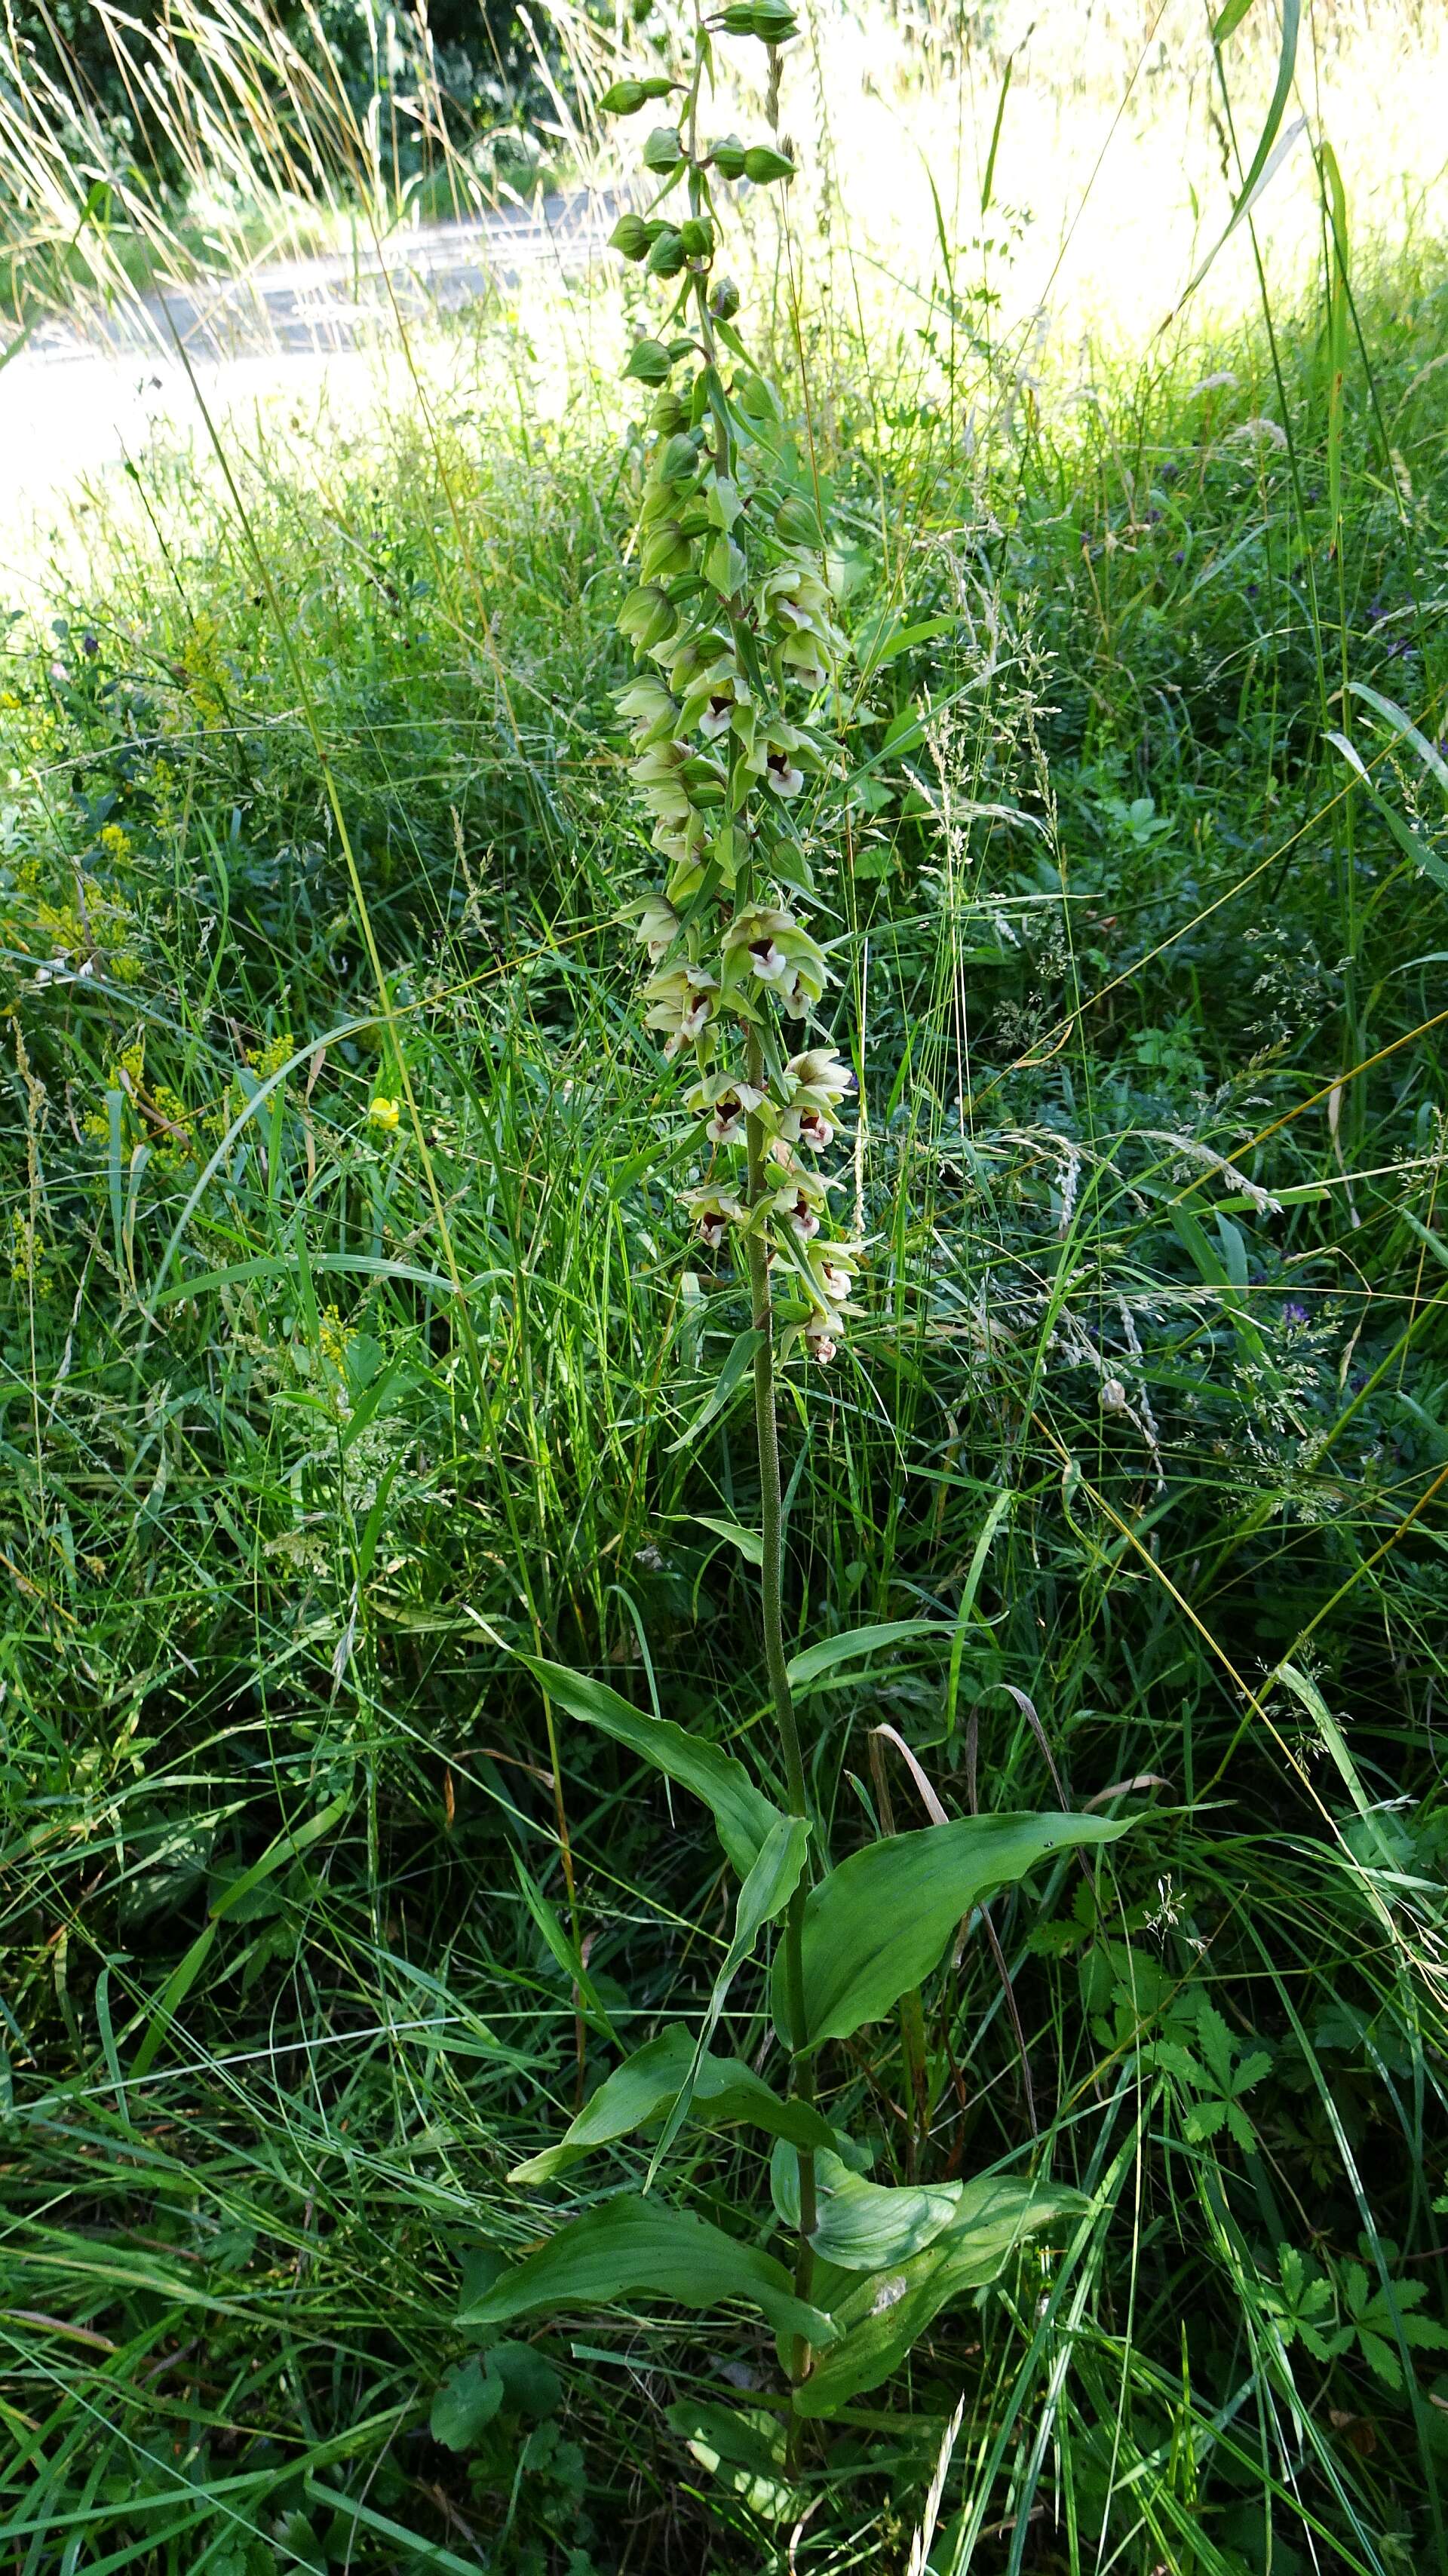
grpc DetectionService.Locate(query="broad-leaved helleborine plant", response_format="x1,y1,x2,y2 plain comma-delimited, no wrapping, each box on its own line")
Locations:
455,0,1132,2476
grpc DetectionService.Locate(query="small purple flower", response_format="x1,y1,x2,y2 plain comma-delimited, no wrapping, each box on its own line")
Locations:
1281,1299,1310,1330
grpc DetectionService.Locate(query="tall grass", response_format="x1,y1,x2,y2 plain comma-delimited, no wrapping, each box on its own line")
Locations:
2,1,1448,2568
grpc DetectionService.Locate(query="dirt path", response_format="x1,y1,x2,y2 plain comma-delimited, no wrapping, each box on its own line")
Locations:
0,191,612,532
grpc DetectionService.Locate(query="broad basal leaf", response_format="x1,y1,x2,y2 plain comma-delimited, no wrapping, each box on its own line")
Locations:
775,1812,1129,2046
521,1653,780,1878
792,2176,1084,2415
667,2400,805,2526
771,2143,962,2270
510,2023,833,2184
461,2193,837,2348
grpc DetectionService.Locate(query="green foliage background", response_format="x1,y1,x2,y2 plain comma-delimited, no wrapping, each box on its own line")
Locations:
2,8,1448,2571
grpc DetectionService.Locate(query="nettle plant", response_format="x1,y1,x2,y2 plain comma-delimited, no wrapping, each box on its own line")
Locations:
449,0,1133,2498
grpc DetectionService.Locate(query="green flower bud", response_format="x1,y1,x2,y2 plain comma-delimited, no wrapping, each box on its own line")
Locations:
640,74,676,99
658,431,701,484
679,215,715,260
774,492,818,544
617,584,676,649
646,227,688,277
624,337,675,385
599,78,648,113
708,275,741,320
735,370,782,422
642,124,683,172
744,143,795,183
719,0,799,35
640,521,693,581
651,389,689,431
710,135,747,180
609,213,653,261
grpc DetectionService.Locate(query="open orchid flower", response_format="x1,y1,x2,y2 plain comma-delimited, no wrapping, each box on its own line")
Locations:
681,1182,746,1250
805,1240,862,1311
779,628,830,692
719,906,830,1019
643,963,718,1058
686,1069,767,1145
681,651,751,742
786,1045,855,1110
767,1166,837,1242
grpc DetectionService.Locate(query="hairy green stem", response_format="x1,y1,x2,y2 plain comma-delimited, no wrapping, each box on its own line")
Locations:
686,69,818,2376
745,1046,816,2378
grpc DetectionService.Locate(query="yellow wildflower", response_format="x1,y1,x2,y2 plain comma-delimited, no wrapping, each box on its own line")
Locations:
247,1031,295,1081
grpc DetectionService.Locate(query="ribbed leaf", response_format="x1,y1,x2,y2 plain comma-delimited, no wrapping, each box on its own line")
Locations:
521,1654,780,1877
793,2177,1084,2415
772,2143,962,2269
784,1619,959,1695
460,2194,837,2348
510,2023,833,2184
774,1812,1129,2045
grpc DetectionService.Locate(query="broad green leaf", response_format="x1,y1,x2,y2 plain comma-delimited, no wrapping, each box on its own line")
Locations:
1348,679,1448,799
133,1787,354,2082
793,2177,1084,2415
429,2356,503,2449
460,2194,837,2348
772,2144,962,2269
510,2023,833,2184
775,1813,1129,2046
520,1653,780,1878
784,1618,960,1694
209,1789,352,1924
695,1514,764,1567
667,2400,805,2525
